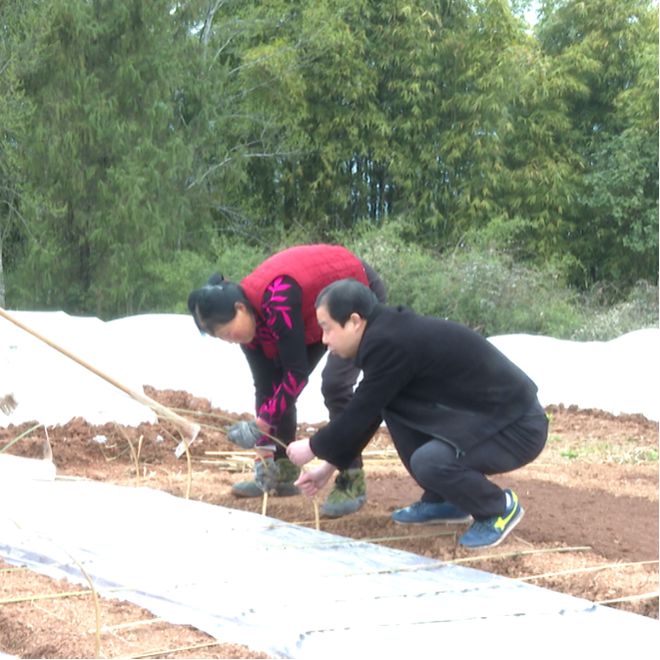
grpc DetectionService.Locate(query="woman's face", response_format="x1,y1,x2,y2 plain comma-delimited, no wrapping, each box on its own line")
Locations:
208,303,256,344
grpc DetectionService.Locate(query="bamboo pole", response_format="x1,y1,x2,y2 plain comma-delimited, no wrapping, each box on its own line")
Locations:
0,422,41,453
0,308,200,450
342,545,593,578
128,640,223,659
597,591,659,605
518,559,659,582
0,586,126,604
69,555,102,659
87,617,163,634
446,545,593,565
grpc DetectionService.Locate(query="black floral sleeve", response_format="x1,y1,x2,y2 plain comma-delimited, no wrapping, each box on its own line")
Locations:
245,276,311,431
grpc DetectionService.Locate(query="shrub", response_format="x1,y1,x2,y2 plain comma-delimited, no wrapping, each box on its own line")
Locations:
570,281,659,341
343,220,582,337
144,238,269,315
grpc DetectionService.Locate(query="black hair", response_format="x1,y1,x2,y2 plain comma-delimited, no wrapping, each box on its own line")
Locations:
315,278,378,325
187,273,251,334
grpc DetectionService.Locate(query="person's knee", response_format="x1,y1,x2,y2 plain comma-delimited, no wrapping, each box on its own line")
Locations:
410,440,455,483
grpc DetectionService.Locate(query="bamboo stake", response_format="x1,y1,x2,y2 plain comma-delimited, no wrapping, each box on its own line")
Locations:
128,640,223,659
87,617,163,634
183,439,193,499
0,307,200,448
69,555,102,659
116,426,141,486
342,545,593,578
0,586,126,604
0,422,41,453
518,559,659,582
597,591,659,605
446,545,593,565
204,450,255,456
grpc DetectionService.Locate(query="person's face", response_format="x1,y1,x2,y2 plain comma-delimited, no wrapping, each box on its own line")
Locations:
208,303,256,344
316,304,364,359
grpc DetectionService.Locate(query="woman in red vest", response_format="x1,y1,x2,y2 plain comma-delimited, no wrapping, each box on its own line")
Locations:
187,244,386,518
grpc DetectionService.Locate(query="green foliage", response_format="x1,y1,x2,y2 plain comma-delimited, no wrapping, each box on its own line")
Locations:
536,0,659,287
0,1,36,306
1,0,657,322
342,221,658,338
342,220,583,337
144,237,269,314
570,280,659,340
4,0,220,316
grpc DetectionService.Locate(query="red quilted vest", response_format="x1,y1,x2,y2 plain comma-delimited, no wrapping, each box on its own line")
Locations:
240,245,368,354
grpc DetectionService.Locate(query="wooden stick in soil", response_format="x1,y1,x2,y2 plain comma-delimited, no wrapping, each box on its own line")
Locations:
129,640,224,659
518,559,659,582
446,545,592,565
69,555,102,659
0,422,41,453
597,591,659,605
0,307,200,452
115,425,142,485
342,545,593,578
87,617,164,634
0,586,126,604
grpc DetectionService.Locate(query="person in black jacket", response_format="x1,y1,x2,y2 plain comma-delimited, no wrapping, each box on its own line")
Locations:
287,278,548,549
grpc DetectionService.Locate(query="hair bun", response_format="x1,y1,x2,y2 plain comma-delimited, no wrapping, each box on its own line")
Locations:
207,272,225,286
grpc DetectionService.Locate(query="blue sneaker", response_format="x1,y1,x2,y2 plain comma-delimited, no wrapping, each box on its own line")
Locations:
392,500,472,525
459,490,524,549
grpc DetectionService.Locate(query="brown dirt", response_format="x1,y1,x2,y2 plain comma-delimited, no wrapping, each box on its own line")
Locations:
1,390,658,659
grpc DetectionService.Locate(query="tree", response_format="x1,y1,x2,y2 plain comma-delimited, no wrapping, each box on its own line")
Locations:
536,0,659,288
197,0,538,244
0,2,35,308
7,0,205,315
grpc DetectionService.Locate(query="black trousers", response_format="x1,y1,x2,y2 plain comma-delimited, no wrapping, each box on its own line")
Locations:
385,398,548,519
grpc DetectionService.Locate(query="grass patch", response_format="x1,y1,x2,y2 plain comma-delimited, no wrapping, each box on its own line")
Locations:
542,433,658,465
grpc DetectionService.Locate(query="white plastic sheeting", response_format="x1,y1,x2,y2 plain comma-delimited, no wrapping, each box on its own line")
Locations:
1,311,659,429
2,311,658,657
489,328,659,421
1,477,657,659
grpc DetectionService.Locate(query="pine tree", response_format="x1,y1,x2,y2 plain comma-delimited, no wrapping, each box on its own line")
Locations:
9,0,203,314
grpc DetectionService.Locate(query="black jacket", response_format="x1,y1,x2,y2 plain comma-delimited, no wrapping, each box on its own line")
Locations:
310,304,538,469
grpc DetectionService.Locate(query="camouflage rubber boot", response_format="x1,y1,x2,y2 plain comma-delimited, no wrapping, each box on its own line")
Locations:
320,468,367,518
273,457,301,496
231,457,301,498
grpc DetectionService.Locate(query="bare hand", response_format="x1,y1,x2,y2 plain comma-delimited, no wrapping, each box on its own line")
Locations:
286,438,315,466
294,462,336,497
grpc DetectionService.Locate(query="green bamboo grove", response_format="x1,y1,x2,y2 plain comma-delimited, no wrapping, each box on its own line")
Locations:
1,0,657,320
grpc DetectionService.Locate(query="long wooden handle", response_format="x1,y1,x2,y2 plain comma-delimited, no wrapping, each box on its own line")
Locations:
0,307,200,442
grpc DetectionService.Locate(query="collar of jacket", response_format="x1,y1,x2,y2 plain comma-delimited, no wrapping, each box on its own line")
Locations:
366,302,387,324
354,303,387,367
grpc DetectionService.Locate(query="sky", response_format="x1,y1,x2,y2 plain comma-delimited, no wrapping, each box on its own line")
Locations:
1,310,658,438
